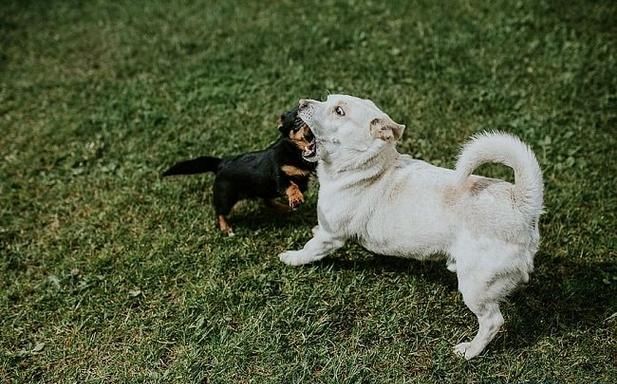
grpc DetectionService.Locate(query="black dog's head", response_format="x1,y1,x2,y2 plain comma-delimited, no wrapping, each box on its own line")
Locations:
278,107,317,161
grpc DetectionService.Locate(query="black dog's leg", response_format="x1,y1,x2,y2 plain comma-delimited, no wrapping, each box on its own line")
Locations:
264,198,292,214
276,173,306,210
213,179,238,236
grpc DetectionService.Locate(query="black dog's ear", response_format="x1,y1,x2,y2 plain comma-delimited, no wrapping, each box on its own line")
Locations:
278,114,287,134
278,106,300,136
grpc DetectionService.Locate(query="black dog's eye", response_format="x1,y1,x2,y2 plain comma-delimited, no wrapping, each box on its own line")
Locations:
292,117,303,131
334,106,345,116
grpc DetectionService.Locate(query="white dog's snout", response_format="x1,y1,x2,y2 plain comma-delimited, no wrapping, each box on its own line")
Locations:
298,99,317,111
297,99,316,125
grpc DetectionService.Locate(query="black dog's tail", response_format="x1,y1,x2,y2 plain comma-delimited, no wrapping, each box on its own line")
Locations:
162,156,222,176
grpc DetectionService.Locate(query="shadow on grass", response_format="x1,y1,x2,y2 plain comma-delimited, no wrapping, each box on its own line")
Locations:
228,200,318,232
322,254,459,290
320,250,615,354
504,258,616,350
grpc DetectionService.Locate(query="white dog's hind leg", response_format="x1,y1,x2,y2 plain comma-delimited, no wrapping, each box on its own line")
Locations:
279,227,345,266
453,300,504,360
450,238,522,359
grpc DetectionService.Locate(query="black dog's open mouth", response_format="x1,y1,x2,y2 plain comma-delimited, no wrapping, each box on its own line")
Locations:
295,117,317,162
302,135,317,161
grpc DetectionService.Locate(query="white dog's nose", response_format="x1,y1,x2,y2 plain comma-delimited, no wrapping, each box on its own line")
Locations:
298,99,316,109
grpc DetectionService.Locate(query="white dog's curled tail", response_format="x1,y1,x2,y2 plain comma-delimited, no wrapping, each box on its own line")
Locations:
455,132,544,219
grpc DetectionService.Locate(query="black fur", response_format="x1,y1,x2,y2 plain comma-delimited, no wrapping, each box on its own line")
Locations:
162,156,221,176
163,107,316,234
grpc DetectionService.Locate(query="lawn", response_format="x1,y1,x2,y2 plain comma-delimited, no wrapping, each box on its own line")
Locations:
1,0,616,382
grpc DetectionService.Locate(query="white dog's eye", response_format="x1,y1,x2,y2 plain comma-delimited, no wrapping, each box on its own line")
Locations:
334,106,345,116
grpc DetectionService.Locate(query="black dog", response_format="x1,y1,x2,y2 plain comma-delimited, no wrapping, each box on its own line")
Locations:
162,108,317,236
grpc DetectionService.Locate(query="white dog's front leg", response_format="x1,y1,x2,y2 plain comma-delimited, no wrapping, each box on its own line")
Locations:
279,227,345,266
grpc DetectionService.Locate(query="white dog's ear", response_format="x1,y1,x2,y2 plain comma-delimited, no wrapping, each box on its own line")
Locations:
370,118,405,142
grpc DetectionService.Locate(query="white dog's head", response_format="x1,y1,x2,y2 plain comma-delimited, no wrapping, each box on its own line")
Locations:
297,95,405,165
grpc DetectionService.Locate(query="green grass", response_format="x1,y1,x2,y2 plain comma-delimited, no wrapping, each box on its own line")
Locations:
1,0,616,382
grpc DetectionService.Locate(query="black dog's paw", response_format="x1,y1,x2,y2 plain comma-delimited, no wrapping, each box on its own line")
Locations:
289,196,303,210
287,185,304,209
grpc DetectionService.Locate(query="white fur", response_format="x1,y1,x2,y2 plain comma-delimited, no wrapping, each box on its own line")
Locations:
279,95,544,359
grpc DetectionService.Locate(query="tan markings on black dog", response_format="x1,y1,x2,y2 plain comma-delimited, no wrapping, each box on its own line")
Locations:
217,215,234,236
286,182,304,209
281,165,310,177
288,123,313,152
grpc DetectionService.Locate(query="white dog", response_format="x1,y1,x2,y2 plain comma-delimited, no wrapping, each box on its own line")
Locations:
278,95,543,359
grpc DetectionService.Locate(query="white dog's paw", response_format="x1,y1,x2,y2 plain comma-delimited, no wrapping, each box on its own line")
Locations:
278,250,312,266
453,342,481,360
453,342,471,357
